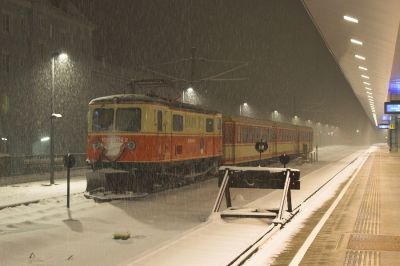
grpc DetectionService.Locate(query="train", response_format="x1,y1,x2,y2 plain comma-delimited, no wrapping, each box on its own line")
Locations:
86,93,313,194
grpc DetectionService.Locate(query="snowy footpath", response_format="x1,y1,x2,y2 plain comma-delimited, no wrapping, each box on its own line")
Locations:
0,176,87,209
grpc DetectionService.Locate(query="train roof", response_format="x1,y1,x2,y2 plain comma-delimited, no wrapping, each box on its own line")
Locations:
89,94,220,115
223,115,312,130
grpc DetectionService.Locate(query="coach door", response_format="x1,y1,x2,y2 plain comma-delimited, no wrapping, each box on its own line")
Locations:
295,129,300,154
270,126,277,157
205,117,214,156
156,110,169,161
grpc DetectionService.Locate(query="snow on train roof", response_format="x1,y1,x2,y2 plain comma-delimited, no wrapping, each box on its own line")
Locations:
89,94,220,115
223,115,312,130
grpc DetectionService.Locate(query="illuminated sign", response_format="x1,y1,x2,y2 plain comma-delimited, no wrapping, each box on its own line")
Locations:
385,101,400,114
381,114,391,121
378,124,389,129
389,79,400,94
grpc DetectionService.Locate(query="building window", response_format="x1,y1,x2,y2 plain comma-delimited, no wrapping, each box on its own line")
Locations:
49,24,53,39
39,43,44,61
2,53,10,73
2,13,10,33
81,39,85,53
39,16,44,30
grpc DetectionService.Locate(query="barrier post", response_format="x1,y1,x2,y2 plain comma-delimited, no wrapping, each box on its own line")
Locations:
63,154,76,208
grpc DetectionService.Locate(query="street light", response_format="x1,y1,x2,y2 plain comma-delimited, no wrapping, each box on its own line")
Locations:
182,87,198,104
49,51,68,185
239,102,248,116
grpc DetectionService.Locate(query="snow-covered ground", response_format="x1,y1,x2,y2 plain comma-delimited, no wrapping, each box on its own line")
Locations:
0,145,367,266
0,177,87,208
122,146,370,266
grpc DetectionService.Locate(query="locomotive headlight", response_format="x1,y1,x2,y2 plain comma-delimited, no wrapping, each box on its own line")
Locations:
127,141,136,150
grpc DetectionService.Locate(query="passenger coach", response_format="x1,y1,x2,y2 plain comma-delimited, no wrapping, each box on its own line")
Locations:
222,115,313,165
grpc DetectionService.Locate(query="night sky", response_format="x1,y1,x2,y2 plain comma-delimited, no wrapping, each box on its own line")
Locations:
72,0,378,140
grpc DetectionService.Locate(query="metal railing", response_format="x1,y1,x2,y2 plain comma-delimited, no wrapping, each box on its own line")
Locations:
0,153,88,176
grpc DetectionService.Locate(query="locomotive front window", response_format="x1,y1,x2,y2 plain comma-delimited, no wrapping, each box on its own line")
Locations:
116,108,141,132
92,108,114,131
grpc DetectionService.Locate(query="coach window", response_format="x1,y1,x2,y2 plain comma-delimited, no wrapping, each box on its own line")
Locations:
242,127,248,143
224,126,233,144
206,118,214,132
116,108,141,132
173,114,183,131
157,110,163,131
237,126,241,143
93,108,114,131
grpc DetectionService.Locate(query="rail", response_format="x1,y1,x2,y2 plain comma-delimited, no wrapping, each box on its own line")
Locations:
228,150,369,265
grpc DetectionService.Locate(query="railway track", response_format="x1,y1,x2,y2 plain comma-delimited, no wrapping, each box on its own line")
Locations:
232,150,371,266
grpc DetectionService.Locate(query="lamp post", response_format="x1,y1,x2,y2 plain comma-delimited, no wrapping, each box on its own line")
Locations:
239,102,248,116
182,87,193,103
49,52,67,185
272,110,279,121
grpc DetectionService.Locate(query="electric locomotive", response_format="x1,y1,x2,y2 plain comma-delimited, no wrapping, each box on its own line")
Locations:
86,94,222,192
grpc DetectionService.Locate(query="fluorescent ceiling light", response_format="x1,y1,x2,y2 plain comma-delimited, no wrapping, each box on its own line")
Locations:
358,66,368,71
361,75,370,79
355,54,366,60
41,136,50,142
368,95,373,99
344,15,359,23
51,113,62,118
365,87,372,90
364,82,371,85
351,39,363,45
366,91,372,95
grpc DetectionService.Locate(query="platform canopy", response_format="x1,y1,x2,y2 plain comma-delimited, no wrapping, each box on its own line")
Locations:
302,0,400,126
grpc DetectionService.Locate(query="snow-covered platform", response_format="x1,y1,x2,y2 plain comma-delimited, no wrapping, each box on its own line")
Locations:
246,145,400,266
124,147,370,266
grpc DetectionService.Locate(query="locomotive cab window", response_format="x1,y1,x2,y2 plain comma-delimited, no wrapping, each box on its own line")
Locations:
116,108,141,132
173,114,183,131
206,118,214,132
92,108,114,131
157,110,163,132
